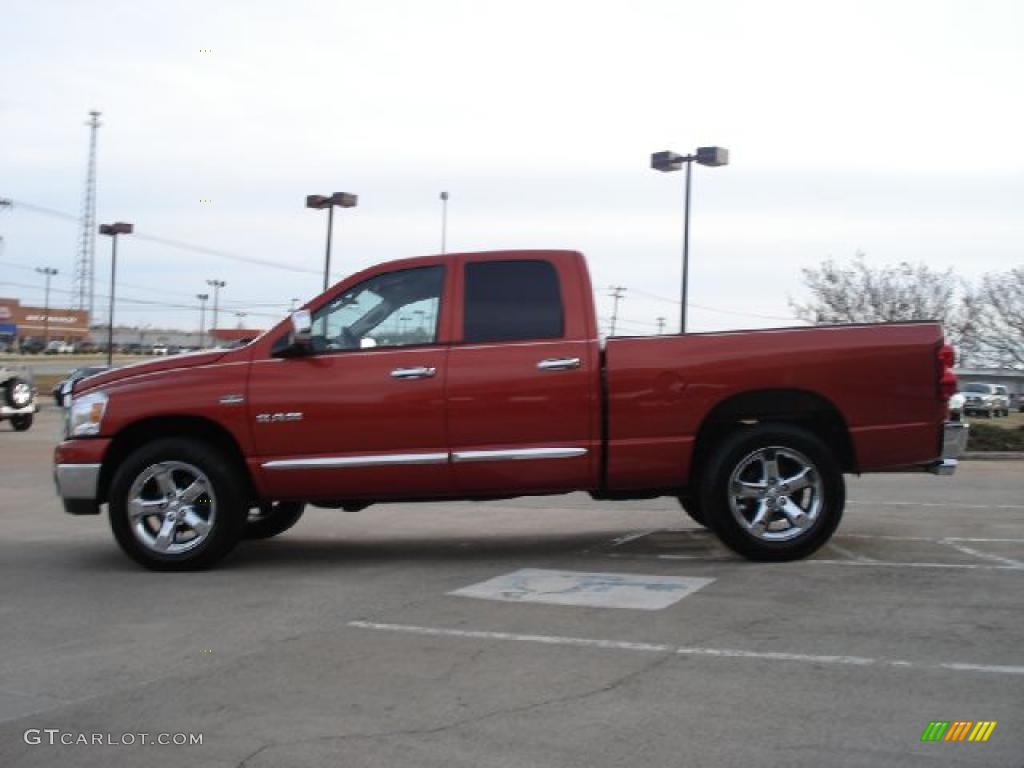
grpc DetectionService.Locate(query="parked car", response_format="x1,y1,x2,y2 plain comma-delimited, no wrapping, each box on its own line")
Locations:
54,249,965,570
44,340,74,355
960,383,1010,418
1010,392,1024,413
152,345,169,356
0,366,38,431
948,392,965,421
52,365,115,407
19,338,45,354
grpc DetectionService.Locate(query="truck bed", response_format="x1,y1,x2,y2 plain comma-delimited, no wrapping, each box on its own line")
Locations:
604,322,945,491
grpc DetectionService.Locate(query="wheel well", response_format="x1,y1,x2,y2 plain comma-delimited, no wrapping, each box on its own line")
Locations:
690,389,856,482
98,415,253,504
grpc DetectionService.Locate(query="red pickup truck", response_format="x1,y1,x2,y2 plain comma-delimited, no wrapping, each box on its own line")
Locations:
54,250,967,570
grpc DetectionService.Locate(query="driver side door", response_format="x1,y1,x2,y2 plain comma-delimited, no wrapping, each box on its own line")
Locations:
249,263,452,501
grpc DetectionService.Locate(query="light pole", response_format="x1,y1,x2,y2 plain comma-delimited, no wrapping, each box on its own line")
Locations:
306,192,358,292
99,222,133,365
656,316,666,335
196,293,209,348
439,191,449,254
206,279,225,347
35,267,58,345
235,311,247,329
651,146,729,333
608,286,626,337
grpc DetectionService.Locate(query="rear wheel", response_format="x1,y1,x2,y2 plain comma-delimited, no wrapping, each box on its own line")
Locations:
700,424,844,562
10,414,33,431
109,438,247,570
245,501,306,540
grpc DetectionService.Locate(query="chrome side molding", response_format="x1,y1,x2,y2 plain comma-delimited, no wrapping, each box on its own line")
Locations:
261,447,588,470
451,447,587,463
263,453,449,470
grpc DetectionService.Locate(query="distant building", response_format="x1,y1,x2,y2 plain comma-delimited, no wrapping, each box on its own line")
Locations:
0,297,90,342
210,328,264,346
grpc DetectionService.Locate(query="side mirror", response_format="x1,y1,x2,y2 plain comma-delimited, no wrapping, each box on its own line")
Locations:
291,309,312,344
273,310,314,358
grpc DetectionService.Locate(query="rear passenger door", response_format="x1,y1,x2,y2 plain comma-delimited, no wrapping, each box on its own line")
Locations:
446,256,598,494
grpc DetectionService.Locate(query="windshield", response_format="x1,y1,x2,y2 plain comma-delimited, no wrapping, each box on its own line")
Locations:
963,384,991,393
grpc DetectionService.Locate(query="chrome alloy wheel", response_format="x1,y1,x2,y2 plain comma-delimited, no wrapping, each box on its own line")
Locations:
127,461,217,555
727,446,823,542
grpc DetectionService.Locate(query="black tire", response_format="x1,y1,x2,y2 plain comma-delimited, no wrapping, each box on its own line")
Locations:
676,494,707,527
4,377,33,409
700,423,845,562
244,501,306,540
10,414,33,431
108,438,248,571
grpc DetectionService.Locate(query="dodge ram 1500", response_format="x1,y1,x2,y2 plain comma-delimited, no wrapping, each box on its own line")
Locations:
54,250,967,570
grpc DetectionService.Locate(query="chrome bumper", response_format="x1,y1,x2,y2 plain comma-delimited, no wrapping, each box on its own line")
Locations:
54,463,101,500
926,421,969,476
1,404,38,416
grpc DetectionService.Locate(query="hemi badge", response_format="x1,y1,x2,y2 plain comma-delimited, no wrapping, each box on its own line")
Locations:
256,412,303,423
219,394,245,405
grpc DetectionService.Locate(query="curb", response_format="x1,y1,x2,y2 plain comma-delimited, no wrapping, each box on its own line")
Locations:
961,452,1024,461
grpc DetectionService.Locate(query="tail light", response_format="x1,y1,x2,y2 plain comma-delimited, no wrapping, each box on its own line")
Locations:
938,342,957,400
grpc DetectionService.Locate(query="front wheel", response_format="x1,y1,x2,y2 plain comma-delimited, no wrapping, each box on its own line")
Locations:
108,438,248,570
700,424,844,562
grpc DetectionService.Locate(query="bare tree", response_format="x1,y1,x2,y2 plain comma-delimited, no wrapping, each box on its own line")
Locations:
791,253,960,323
790,253,981,362
971,268,1024,368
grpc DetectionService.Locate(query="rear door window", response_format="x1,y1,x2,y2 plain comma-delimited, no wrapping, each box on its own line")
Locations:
463,260,564,343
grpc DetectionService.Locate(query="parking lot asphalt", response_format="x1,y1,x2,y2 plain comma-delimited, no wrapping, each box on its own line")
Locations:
1,408,1021,767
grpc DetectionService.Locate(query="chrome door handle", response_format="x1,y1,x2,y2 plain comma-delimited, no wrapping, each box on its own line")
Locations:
537,357,581,371
391,366,437,380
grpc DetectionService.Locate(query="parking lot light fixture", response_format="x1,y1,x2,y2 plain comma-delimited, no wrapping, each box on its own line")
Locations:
650,146,729,333
206,280,226,346
306,192,358,292
98,222,133,365
35,267,58,345
196,293,209,348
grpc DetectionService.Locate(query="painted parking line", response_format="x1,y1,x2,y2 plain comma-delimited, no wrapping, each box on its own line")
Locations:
602,529,1024,571
805,559,1024,571
939,540,1024,568
848,500,1024,511
450,568,714,610
347,621,1024,677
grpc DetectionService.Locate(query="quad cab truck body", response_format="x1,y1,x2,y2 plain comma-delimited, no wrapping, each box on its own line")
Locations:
53,250,967,569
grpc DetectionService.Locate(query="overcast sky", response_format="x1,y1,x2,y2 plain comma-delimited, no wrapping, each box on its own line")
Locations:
1,0,1022,335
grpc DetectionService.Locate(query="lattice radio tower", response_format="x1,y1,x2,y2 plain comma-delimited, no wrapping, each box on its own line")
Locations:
74,110,101,317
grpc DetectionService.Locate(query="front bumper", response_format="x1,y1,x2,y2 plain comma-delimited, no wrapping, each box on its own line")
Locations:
53,438,111,515
1,403,39,416
54,463,102,499
926,421,969,476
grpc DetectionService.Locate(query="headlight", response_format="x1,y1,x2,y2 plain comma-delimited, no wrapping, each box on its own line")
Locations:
11,380,33,408
67,391,108,437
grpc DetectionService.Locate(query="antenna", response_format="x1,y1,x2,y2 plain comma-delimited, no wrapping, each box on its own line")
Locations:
74,111,102,318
